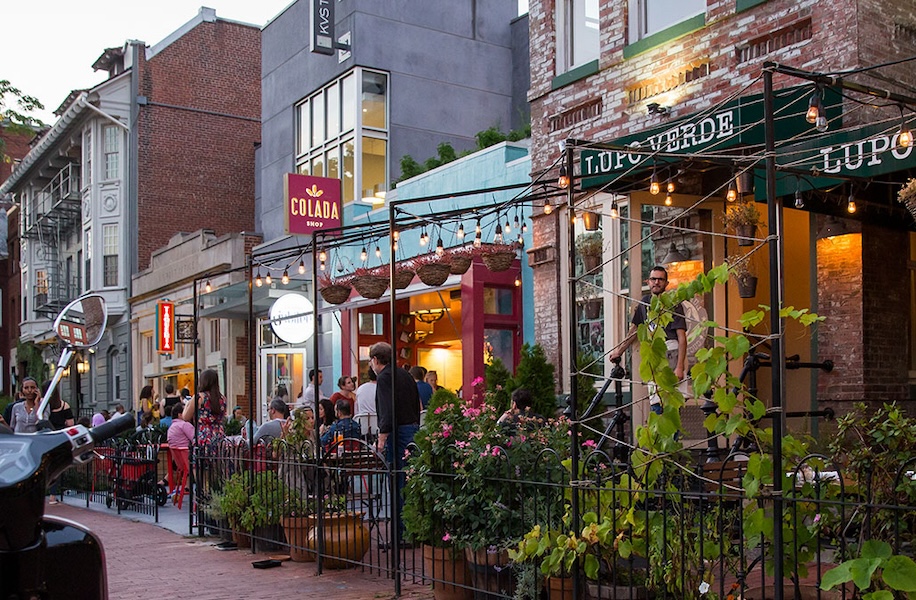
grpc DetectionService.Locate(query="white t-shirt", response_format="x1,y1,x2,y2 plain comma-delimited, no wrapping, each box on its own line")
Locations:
355,382,377,416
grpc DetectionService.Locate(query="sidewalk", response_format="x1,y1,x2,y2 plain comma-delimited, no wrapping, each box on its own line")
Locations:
48,498,433,600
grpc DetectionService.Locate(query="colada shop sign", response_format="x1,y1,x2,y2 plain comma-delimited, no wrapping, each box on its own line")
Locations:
580,86,841,189
285,173,341,236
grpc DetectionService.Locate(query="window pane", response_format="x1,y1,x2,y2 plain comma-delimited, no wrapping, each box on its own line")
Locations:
361,136,386,200
483,288,514,315
342,139,355,204
634,0,704,39
83,129,92,187
103,256,118,287
103,126,119,180
297,161,310,175
311,92,325,148
361,71,387,129
326,145,339,181
103,224,118,254
311,154,325,178
619,204,630,291
571,0,600,67
326,84,340,137
484,328,515,371
297,100,310,156
103,224,118,287
341,74,356,132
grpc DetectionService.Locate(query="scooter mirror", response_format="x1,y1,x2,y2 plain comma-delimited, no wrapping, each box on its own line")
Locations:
52,294,108,349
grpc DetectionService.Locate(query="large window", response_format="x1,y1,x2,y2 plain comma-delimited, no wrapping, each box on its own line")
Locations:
82,129,92,189
628,0,705,41
103,125,119,180
84,230,91,290
296,69,388,207
103,224,118,287
557,0,600,73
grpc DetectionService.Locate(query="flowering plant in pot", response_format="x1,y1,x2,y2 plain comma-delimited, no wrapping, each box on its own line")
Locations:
412,252,453,286
472,242,518,272
722,200,761,246
897,177,916,221
724,254,757,298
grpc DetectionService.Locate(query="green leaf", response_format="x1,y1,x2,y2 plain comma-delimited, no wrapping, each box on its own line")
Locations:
747,398,767,420
883,555,916,591
863,591,894,600
724,335,751,359
848,557,882,590
619,538,632,559
821,562,852,590
584,553,599,580
861,540,892,560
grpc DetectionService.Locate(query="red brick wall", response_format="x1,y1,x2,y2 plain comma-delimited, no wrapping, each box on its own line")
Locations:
136,19,261,271
0,129,35,184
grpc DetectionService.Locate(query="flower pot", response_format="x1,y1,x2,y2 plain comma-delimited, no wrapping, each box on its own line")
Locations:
741,583,842,600
351,275,389,299
547,576,575,600
582,254,601,274
320,284,351,305
583,299,602,320
735,224,755,246
394,269,416,289
282,515,316,562
417,263,452,287
586,581,646,600
306,511,370,569
465,547,515,600
449,255,473,275
232,529,251,549
480,251,515,272
253,523,288,553
736,274,758,298
423,544,473,600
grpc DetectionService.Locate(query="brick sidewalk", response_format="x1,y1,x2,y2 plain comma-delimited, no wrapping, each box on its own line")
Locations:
47,502,434,600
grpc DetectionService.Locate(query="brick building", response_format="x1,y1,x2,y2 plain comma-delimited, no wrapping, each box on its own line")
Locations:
527,0,916,430
0,8,261,414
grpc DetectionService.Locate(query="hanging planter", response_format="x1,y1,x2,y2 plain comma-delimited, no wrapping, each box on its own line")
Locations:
394,267,416,289
412,254,452,286
474,243,517,272
318,275,352,305
897,177,916,221
723,201,761,247
726,254,757,299
736,274,758,298
445,247,474,275
350,269,389,299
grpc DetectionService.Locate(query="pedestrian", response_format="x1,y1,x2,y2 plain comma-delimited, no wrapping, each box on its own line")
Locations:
9,377,40,433
329,375,357,414
354,369,378,416
139,385,160,426
302,369,326,404
608,265,687,416
410,366,433,409
181,369,226,447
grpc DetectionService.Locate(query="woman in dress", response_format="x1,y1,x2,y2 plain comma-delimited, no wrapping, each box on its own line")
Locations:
181,369,226,447
139,385,160,426
329,376,357,414
9,377,40,433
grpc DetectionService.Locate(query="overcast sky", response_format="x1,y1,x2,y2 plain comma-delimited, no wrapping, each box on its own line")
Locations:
4,1,529,125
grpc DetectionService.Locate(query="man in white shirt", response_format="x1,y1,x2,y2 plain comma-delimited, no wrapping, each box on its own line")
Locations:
301,369,326,404
355,368,378,416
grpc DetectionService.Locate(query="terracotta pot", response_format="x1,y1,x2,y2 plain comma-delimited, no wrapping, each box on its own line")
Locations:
741,583,842,600
547,576,575,600
423,544,473,600
282,515,316,562
586,581,646,600
232,529,251,549
306,511,370,569
464,547,515,600
736,224,756,246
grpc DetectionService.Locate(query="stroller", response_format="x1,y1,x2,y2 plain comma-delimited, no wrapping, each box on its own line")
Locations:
104,442,168,510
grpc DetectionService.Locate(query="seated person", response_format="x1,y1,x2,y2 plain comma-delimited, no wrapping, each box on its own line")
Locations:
320,398,362,450
254,398,290,444
497,388,544,433
167,404,195,449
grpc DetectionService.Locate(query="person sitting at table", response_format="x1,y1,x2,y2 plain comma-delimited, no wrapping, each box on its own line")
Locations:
254,398,290,444
320,398,362,450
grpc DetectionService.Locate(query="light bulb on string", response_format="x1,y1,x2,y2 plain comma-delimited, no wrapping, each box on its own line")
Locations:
494,224,503,244
393,240,399,252
847,193,857,214
473,232,482,248
204,280,212,293
897,106,912,149
375,245,382,259
795,189,805,209
610,199,619,219
319,260,326,271
649,170,660,195
392,230,400,241
255,269,263,287
514,275,521,287
504,218,511,234
360,247,368,262
667,178,676,194
281,270,289,285
806,90,821,124
475,218,481,235
521,220,528,233
457,223,465,239
435,238,444,256
265,272,272,285
543,199,553,215
726,180,738,202
298,259,305,275
816,115,829,133
513,215,520,230
665,193,673,207
558,165,570,189
318,249,327,262
517,233,523,246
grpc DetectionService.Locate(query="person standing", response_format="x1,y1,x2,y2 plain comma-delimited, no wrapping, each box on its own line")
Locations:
410,367,433,409
43,380,74,504
608,265,687,415
302,369,326,404
182,369,226,447
329,376,357,414
9,378,40,433
161,384,183,417
355,369,378,416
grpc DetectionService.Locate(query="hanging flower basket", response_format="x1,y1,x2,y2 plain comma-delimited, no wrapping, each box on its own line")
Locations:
319,275,352,305
417,263,452,286
351,273,389,299
475,243,517,272
393,268,415,289
898,178,916,221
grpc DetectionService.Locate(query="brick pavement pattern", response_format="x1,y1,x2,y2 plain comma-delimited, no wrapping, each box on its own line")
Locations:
46,503,432,600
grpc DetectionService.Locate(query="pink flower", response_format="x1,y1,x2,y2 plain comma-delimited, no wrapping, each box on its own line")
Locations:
442,532,451,542
813,514,821,523
472,376,484,387
583,439,597,448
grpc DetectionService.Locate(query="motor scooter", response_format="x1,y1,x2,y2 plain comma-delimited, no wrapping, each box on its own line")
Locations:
0,294,135,599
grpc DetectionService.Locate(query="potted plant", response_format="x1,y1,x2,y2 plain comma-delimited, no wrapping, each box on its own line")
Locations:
350,266,389,299
473,242,518,272
318,272,352,305
412,252,453,286
897,177,916,221
306,488,370,569
219,470,295,551
725,254,757,298
722,200,761,246
219,471,254,548
575,232,603,274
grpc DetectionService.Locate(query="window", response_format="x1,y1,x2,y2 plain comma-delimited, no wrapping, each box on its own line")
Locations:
103,125,119,180
557,0,600,72
209,319,221,353
295,69,387,208
109,348,121,402
143,334,153,364
84,229,92,290
628,0,705,41
82,128,92,189
103,224,118,287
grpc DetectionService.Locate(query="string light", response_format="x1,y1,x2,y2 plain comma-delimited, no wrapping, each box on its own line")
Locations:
558,165,570,189
505,218,511,234
457,223,465,239
375,245,382,259
204,280,212,293
847,192,857,214
665,193,673,206
521,220,528,233
435,238,444,256
392,230,400,241
726,179,738,202
795,189,805,209
513,215,520,230
667,178,675,194
281,269,289,285
318,249,327,262
649,170,660,195
517,233,523,246
298,259,305,275
419,227,427,246
514,275,521,287
897,106,912,149
610,199,619,219
319,260,326,271
360,247,368,262
494,224,503,244
393,240,398,252
473,231,482,248
475,219,481,235
265,272,272,285
543,199,553,215
806,89,821,124
255,269,263,287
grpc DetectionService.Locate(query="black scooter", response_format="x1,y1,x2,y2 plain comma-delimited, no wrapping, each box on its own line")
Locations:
0,294,134,599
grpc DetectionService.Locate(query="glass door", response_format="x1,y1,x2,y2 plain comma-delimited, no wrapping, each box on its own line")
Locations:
257,349,307,423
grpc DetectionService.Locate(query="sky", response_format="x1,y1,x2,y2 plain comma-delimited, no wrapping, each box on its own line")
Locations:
3,1,529,126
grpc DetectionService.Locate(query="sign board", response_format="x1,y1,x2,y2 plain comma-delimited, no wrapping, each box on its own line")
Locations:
269,293,314,345
758,119,916,199
175,318,196,343
285,173,342,236
156,301,175,354
310,0,335,55
580,86,842,188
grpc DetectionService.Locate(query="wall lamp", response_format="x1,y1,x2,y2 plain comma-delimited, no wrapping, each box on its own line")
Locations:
647,102,668,115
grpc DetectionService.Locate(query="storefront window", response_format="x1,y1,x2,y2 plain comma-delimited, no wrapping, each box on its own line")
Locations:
484,328,515,372
483,287,514,315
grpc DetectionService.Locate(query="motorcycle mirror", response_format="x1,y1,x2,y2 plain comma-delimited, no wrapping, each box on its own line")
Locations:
52,294,108,349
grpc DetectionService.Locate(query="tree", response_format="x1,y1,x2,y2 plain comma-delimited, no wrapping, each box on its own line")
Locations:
0,79,45,161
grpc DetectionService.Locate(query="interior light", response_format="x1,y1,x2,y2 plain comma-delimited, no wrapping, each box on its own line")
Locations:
281,270,289,285
298,260,305,275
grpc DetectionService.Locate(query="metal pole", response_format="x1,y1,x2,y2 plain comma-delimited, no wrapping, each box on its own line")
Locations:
388,202,402,595
564,142,581,600
247,256,256,445
191,278,200,536
763,67,786,600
